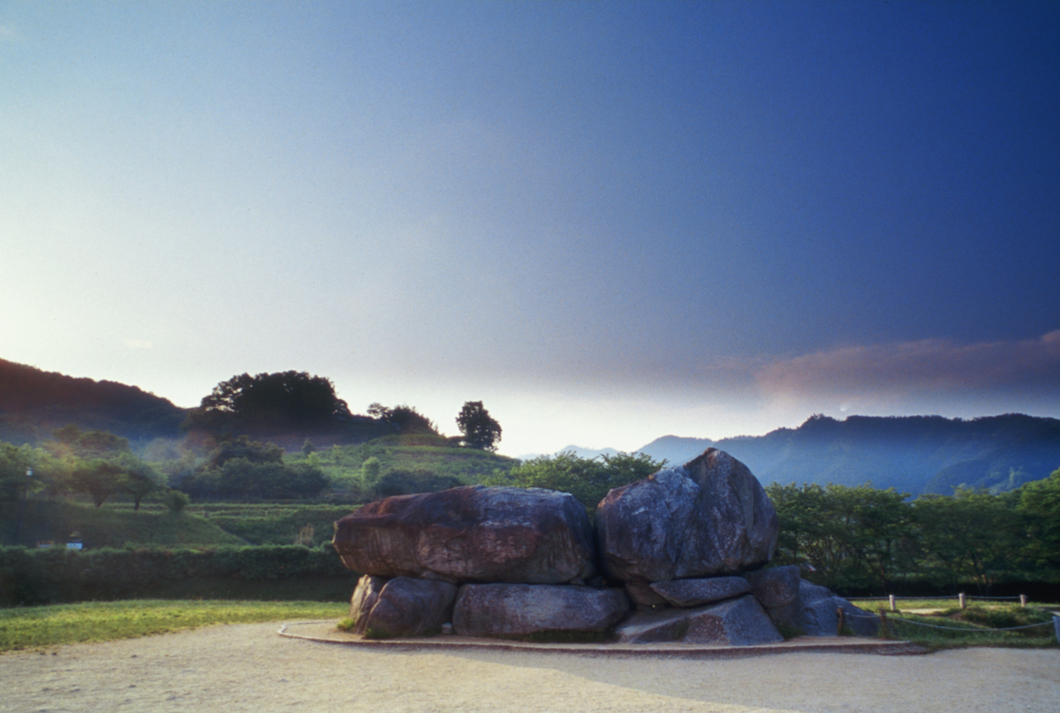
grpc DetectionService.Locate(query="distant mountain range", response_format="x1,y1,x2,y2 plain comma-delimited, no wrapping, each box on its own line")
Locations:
632,413,1060,495
4,358,1059,494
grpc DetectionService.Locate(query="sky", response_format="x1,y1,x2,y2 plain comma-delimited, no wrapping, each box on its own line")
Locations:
2,1,1058,457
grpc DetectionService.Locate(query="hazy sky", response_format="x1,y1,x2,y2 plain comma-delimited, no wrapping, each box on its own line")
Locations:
2,1,1058,456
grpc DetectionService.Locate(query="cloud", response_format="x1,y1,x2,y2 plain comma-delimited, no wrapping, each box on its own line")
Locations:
750,331,1060,408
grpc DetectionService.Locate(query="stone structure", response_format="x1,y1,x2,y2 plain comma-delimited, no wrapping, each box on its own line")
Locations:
334,449,876,644
333,485,595,584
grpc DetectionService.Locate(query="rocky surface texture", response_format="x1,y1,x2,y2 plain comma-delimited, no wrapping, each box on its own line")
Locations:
334,448,877,645
452,583,630,638
596,449,779,583
333,485,596,584
649,576,751,608
348,575,458,638
615,594,783,646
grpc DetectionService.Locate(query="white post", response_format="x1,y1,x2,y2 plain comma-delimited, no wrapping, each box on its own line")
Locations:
889,594,897,612
1020,594,1028,608
958,592,966,610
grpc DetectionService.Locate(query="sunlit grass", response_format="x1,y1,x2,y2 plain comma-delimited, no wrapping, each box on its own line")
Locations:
870,601,1060,650
0,599,347,652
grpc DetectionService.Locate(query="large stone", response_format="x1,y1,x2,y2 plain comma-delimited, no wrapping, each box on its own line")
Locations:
793,580,880,637
615,594,783,646
333,485,596,584
744,565,801,609
596,449,779,582
348,574,388,632
349,575,458,638
650,576,750,608
452,583,630,638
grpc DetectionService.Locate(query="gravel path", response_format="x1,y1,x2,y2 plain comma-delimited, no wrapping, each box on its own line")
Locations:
3,623,1058,713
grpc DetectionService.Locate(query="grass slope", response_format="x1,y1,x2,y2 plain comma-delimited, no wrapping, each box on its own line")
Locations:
0,600,347,652
2,500,245,548
288,435,518,494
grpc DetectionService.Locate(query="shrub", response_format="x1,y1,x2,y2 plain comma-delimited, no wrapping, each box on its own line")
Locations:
0,544,357,606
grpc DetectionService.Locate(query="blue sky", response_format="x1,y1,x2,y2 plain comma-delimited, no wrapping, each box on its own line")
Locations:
2,1,1058,456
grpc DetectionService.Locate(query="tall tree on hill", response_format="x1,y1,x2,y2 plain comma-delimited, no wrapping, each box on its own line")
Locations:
367,403,439,436
456,401,501,451
182,371,352,434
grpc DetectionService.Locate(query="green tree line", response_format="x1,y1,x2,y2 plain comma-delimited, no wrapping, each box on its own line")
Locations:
767,470,1060,595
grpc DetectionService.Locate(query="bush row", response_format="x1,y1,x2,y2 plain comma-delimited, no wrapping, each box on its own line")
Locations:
0,544,359,606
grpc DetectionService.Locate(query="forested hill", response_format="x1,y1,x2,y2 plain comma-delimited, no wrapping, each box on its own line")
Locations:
0,358,186,445
639,414,1060,495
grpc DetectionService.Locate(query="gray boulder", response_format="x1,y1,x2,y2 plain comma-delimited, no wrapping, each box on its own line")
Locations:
333,485,595,584
348,575,458,638
615,594,783,646
452,583,630,638
596,449,779,582
794,580,880,637
744,565,801,609
348,574,388,632
764,579,880,637
650,576,750,608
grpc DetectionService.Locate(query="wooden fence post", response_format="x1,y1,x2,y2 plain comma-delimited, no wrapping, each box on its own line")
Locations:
879,610,890,638
837,607,845,636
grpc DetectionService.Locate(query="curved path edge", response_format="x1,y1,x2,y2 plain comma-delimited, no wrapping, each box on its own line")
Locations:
277,620,929,659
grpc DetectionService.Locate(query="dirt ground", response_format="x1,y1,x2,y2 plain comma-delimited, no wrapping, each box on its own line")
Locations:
3,622,1058,713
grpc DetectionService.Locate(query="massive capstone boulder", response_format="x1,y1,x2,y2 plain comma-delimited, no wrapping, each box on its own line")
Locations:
596,449,779,583
348,575,457,638
452,583,630,638
333,485,596,584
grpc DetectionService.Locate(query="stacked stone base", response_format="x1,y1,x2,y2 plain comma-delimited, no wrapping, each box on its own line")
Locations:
348,565,878,645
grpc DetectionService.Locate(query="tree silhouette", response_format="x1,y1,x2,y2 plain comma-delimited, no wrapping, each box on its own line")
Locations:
456,401,502,451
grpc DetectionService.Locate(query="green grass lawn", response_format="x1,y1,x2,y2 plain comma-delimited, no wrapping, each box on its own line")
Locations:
861,600,1060,650
0,600,348,652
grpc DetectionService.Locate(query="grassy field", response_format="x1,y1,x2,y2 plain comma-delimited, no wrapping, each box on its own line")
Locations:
3,498,362,549
855,599,1060,650
286,437,518,494
181,503,357,545
0,600,348,652
3,597,1055,654
2,499,246,549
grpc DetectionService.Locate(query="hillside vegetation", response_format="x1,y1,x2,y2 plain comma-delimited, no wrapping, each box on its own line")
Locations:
0,358,185,446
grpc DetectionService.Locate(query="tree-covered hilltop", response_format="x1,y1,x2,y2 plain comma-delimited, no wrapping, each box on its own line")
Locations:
0,358,186,446
639,413,1060,495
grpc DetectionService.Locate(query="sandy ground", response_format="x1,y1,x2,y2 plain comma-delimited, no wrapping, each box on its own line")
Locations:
2,623,1058,713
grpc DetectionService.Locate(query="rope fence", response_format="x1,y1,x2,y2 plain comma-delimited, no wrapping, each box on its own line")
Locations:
837,601,1060,643
846,592,1033,611
847,594,1024,602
